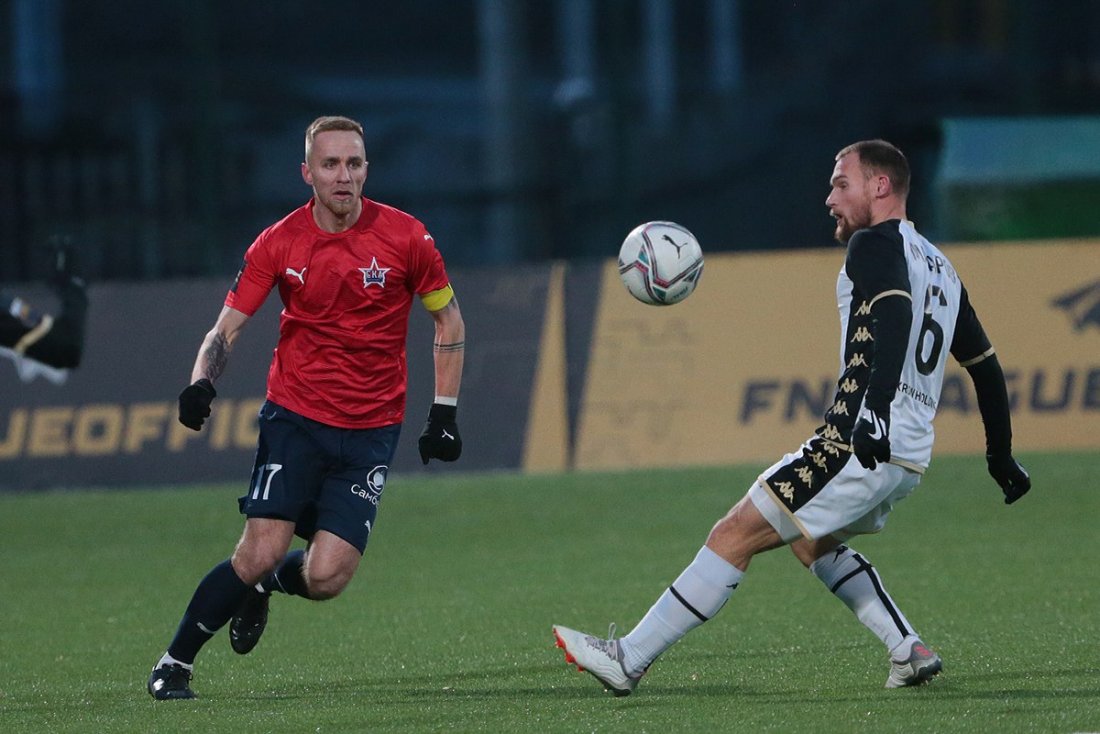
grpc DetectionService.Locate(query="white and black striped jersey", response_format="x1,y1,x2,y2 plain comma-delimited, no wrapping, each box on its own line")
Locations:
817,219,994,471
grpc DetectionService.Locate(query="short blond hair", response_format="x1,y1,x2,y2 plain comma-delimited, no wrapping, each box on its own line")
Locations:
836,139,910,198
304,116,365,161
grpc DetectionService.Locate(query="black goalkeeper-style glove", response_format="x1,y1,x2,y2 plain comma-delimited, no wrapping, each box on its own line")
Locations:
851,405,891,470
178,379,217,431
418,403,462,464
987,453,1031,505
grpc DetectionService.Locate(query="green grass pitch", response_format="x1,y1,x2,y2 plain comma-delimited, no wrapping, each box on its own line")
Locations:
1,451,1098,733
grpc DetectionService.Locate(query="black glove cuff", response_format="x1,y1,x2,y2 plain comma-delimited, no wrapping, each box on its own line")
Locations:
863,395,893,414
193,378,217,398
428,402,456,422
857,404,889,425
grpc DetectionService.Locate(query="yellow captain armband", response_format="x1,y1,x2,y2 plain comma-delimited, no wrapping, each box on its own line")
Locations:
420,284,454,312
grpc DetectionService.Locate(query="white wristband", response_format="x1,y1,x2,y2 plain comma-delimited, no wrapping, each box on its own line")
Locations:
434,396,458,407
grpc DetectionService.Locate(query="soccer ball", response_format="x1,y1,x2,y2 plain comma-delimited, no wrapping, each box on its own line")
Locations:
617,221,704,305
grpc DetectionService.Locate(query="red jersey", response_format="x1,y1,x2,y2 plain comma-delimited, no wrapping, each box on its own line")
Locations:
225,197,451,428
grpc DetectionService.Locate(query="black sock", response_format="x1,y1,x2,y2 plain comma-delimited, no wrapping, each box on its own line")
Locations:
166,559,250,665
264,549,310,598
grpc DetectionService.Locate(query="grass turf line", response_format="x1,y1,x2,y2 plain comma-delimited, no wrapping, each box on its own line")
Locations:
0,451,1097,733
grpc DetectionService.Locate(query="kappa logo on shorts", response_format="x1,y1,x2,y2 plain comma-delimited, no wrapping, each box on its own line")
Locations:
766,437,850,512
350,465,388,506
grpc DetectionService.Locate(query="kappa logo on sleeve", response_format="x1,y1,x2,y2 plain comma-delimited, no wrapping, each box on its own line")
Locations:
1052,279,1100,331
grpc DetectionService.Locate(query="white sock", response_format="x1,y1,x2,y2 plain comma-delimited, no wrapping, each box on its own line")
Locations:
156,652,193,671
620,546,743,674
810,545,916,654
889,633,922,660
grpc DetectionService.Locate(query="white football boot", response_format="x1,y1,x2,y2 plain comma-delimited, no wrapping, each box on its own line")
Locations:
552,624,644,696
885,639,943,688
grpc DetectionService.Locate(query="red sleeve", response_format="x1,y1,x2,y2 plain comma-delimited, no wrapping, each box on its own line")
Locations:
225,230,278,315
407,222,450,295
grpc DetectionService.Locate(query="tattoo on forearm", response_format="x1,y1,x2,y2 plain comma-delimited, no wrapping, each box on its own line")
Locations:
433,340,465,353
202,333,231,381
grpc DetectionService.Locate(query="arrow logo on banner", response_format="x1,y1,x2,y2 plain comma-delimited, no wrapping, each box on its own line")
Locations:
1052,279,1100,332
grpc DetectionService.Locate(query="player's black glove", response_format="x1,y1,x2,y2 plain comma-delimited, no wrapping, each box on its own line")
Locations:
987,453,1031,505
418,403,462,464
851,406,891,470
178,378,217,431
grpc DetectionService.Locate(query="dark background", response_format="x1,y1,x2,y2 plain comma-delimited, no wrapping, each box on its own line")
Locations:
3,0,1100,284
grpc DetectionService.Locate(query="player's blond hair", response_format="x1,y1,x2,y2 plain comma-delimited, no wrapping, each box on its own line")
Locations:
304,116,365,161
836,139,910,198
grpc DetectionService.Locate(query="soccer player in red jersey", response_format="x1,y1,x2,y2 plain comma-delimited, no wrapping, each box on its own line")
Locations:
148,116,465,700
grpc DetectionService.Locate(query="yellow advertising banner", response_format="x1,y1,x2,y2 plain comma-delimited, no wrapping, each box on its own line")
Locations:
574,239,1100,470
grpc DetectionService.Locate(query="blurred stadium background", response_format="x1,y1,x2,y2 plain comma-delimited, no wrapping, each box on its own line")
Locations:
3,0,1100,280
1,5,1098,730
1,0,1098,488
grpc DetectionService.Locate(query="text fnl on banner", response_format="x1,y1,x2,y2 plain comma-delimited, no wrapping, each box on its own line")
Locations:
569,240,1100,471
1,240,1097,489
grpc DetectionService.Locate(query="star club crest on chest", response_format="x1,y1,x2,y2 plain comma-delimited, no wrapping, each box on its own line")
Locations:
358,257,390,289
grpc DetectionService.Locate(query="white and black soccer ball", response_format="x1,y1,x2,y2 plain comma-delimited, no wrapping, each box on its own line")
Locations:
617,221,704,306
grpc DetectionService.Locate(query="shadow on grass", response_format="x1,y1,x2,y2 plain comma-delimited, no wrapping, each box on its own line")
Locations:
9,659,1088,713
219,662,755,704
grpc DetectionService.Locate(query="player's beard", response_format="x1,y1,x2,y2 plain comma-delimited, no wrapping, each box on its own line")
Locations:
321,191,359,219
833,199,873,245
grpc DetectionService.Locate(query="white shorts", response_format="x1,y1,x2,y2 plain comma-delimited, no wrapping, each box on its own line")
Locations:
748,436,921,543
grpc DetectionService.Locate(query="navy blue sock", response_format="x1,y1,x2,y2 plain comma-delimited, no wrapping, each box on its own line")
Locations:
166,559,250,664
263,549,310,598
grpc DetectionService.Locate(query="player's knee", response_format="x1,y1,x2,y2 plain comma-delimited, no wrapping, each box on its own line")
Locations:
705,496,785,568
790,536,843,569
705,513,753,567
304,566,353,600
789,542,817,568
705,512,737,550
301,532,361,599
231,546,284,585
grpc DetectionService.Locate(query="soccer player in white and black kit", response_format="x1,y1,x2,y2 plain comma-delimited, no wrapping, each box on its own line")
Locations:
553,139,1031,695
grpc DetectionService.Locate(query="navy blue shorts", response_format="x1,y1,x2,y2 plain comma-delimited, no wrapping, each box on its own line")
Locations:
238,401,401,554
